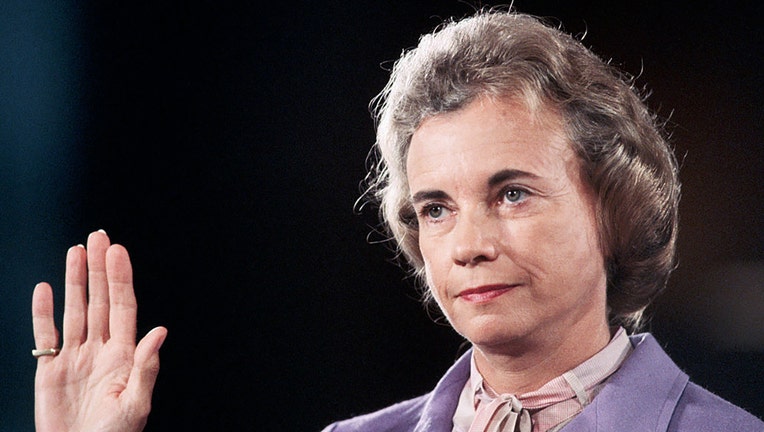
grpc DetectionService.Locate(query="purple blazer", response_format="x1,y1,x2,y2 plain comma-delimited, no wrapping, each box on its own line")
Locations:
323,333,763,431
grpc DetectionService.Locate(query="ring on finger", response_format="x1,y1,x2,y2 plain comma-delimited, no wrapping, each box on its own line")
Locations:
32,348,60,358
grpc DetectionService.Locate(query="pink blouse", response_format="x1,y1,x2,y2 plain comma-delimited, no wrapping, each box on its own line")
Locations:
452,327,633,432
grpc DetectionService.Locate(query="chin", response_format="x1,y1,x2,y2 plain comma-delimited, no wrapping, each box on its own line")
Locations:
455,313,532,348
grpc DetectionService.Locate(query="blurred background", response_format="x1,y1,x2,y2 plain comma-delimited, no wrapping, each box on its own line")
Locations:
1,1,761,430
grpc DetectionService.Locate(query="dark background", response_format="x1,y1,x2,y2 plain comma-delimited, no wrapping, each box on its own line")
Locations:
2,1,761,430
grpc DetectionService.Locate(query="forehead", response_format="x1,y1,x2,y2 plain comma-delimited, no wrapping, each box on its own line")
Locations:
406,97,576,187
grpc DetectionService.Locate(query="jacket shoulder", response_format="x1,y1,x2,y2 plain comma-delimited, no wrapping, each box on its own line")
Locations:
669,381,764,431
321,393,430,432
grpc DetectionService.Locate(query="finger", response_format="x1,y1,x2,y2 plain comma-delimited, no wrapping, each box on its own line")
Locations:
124,327,167,418
105,244,137,344
32,283,60,361
62,245,88,346
86,230,111,341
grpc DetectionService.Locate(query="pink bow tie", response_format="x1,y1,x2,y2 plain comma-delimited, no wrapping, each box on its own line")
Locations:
468,394,532,432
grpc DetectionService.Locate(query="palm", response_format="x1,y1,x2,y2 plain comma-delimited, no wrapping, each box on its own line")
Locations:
32,231,166,432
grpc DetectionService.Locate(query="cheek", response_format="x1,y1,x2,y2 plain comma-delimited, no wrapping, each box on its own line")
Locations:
544,214,605,286
566,201,604,264
511,211,603,280
421,249,449,301
422,255,440,289
419,236,439,274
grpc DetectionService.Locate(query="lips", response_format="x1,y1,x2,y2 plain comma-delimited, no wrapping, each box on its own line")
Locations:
457,284,516,303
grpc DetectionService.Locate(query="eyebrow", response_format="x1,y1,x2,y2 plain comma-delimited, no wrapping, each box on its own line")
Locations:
487,169,539,187
410,169,540,205
411,189,450,205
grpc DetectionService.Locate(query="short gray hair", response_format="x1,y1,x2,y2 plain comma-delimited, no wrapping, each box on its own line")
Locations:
363,9,680,331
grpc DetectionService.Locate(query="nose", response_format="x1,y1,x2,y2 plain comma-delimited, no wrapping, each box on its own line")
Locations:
451,209,499,266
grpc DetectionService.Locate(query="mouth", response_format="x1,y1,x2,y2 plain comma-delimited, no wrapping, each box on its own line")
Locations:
456,284,517,303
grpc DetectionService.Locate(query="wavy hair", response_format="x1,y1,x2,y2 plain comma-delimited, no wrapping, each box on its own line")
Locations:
362,9,680,331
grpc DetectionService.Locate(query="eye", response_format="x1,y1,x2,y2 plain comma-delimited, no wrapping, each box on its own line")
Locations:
427,205,445,219
503,188,528,203
419,203,450,221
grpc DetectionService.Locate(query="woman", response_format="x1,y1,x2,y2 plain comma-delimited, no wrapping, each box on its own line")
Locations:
31,8,761,432
321,8,762,432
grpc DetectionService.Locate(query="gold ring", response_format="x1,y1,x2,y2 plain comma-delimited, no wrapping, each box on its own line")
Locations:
32,348,60,358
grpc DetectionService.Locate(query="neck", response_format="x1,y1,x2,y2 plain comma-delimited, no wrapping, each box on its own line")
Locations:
472,314,612,395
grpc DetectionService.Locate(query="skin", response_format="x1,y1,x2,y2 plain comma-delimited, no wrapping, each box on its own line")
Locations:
406,96,611,395
32,230,167,432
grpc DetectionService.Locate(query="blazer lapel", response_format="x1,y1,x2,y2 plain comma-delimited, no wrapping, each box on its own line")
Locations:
562,333,689,432
415,349,473,432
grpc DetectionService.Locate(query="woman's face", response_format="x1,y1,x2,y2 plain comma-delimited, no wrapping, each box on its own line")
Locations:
406,96,608,353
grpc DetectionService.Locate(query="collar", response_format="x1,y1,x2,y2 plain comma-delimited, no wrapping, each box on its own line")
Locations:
561,333,690,432
472,327,631,407
455,327,633,431
417,334,692,432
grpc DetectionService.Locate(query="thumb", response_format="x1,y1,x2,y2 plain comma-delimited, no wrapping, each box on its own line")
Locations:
123,326,168,418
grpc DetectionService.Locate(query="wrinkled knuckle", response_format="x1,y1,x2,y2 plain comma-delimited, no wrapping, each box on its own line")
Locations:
138,400,153,418
131,398,153,419
144,357,161,376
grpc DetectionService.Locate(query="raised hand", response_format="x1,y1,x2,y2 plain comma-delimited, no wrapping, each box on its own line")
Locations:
32,230,167,432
